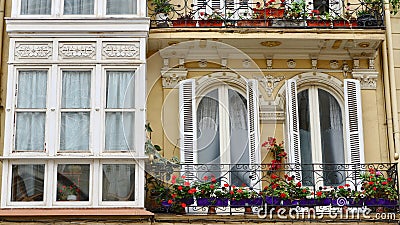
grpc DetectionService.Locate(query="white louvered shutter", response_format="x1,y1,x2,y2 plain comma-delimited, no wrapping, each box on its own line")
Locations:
344,79,365,167
246,79,261,188
179,79,197,182
285,79,302,180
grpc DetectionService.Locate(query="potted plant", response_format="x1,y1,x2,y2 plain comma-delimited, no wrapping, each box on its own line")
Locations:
152,0,174,27
237,10,270,27
198,10,224,27
307,10,332,27
172,14,197,27
274,0,306,27
57,182,80,201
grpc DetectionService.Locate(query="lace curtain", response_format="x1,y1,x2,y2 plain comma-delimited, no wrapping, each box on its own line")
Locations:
105,71,135,151
15,71,47,151
102,164,135,201
106,0,137,14
21,0,51,15
60,71,91,151
64,0,94,15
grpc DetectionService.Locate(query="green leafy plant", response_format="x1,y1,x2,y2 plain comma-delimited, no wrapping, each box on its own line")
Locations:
361,168,397,200
152,0,174,14
285,0,306,19
262,137,286,173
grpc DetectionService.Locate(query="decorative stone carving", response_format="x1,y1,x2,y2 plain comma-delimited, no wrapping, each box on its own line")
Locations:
221,58,227,68
330,60,339,69
266,59,273,70
260,111,285,123
102,42,140,59
198,60,207,68
287,59,296,69
353,59,360,69
161,69,188,88
59,43,96,59
311,59,318,70
369,58,375,69
352,69,378,89
242,59,251,68
343,61,350,78
15,42,52,59
255,75,285,97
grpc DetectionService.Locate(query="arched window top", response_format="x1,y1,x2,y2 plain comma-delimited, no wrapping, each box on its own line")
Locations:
195,72,247,97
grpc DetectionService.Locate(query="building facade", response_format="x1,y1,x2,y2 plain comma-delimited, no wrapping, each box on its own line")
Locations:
0,0,398,222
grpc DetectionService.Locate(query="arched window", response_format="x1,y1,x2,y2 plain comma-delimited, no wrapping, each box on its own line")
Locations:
179,77,260,187
286,77,365,187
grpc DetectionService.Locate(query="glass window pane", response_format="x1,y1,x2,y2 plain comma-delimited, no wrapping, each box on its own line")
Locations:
228,89,250,186
17,71,47,109
62,71,91,109
60,112,90,151
106,0,137,15
15,112,45,151
57,164,90,201
105,112,134,150
11,164,44,202
102,164,135,201
318,89,345,186
298,90,314,186
21,0,51,15
64,0,94,15
106,71,135,108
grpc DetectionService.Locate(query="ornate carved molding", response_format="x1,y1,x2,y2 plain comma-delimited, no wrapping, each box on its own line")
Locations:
161,69,188,88
260,111,285,123
254,75,285,97
352,69,379,89
59,43,96,59
15,42,52,59
102,42,140,59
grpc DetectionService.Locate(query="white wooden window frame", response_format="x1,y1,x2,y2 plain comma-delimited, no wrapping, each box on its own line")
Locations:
57,67,95,155
12,0,143,18
98,160,141,207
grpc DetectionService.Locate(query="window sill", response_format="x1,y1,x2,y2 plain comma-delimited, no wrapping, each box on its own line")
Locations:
0,208,153,221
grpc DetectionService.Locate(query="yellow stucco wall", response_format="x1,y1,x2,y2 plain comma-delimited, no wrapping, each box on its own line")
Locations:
146,48,390,164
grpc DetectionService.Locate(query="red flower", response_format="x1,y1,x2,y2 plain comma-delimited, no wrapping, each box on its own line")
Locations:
210,184,215,189
171,194,177,198
296,182,301,187
373,187,377,191
181,175,186,179
280,193,286,198
211,178,217,183
232,185,236,189
311,9,320,14
230,191,234,195
178,186,183,191
242,183,246,187
237,189,243,193
287,176,293,181
368,181,374,185
382,181,388,185
224,183,229,187
168,199,173,204
262,141,268,147
338,186,344,189
172,175,177,180
171,179,176,184
302,189,307,193
316,191,322,197
345,184,350,187
181,203,187,208
203,176,208,181
188,188,196,194
184,182,190,187
271,174,278,180
388,178,392,182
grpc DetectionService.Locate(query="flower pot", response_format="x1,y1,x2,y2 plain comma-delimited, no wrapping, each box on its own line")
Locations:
67,194,77,201
172,20,197,27
182,198,194,205
215,198,229,207
231,199,247,207
253,8,284,18
332,198,349,207
333,20,358,28
270,19,306,27
281,199,291,206
155,13,170,27
364,198,386,206
316,198,331,206
265,196,280,205
236,20,270,27
161,200,172,207
198,20,224,27
307,20,331,27
208,206,216,214
197,198,210,206
245,206,253,214
299,199,315,206
251,197,264,206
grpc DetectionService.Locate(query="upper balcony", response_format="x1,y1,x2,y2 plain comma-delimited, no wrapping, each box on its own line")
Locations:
148,0,385,29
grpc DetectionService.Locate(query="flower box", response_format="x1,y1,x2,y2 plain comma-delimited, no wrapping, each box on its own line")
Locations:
265,196,280,205
198,20,224,27
307,20,331,27
172,20,197,27
197,198,228,207
253,8,285,18
333,20,358,28
237,20,270,27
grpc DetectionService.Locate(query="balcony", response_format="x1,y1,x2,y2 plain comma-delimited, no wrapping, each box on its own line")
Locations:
148,0,385,29
146,163,399,217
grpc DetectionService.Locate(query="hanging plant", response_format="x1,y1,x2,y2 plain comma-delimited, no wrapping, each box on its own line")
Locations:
262,137,286,174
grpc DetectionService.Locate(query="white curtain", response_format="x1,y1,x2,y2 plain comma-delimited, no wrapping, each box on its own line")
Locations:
21,0,51,15
16,71,47,151
228,90,250,186
60,71,91,151
105,71,135,151
106,0,137,14
102,164,135,201
64,0,94,15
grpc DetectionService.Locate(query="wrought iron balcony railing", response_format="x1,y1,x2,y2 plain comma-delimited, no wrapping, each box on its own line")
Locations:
145,163,398,215
148,0,384,29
